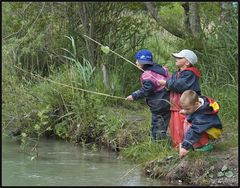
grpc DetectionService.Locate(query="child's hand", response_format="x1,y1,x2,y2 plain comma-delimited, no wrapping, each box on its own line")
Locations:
159,80,166,85
179,144,189,159
179,109,187,114
125,95,133,101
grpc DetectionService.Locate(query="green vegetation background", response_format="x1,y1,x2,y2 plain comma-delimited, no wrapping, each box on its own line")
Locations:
2,2,238,163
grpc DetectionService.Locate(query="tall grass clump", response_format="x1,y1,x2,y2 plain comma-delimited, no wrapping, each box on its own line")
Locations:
121,139,176,163
2,61,39,135
198,16,238,126
3,36,106,154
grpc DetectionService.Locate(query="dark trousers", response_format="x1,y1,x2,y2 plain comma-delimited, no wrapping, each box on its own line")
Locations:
151,110,170,140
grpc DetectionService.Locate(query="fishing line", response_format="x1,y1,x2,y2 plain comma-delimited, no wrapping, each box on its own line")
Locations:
83,34,161,82
7,64,178,112
149,98,179,109
6,64,177,108
83,35,178,107
7,64,125,100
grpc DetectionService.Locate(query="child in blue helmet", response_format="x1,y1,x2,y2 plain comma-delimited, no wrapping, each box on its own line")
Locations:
125,49,171,140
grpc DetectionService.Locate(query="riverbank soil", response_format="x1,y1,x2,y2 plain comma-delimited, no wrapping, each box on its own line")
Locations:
122,108,238,186
144,146,238,186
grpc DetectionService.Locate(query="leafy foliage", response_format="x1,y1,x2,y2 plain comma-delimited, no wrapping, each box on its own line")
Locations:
2,2,238,163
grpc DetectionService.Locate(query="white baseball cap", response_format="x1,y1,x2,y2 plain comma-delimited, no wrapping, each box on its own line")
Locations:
172,49,198,65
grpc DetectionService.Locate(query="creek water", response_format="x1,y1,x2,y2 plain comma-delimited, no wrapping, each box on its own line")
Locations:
2,136,169,186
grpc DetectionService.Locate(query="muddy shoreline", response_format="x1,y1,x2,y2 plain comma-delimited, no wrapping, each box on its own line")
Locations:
143,147,238,186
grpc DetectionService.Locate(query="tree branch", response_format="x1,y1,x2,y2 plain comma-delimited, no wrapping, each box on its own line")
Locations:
143,2,187,39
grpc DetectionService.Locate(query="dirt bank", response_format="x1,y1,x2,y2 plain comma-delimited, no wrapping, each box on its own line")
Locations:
144,146,238,186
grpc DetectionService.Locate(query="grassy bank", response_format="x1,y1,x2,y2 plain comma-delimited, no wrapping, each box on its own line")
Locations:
2,57,238,186
2,65,238,157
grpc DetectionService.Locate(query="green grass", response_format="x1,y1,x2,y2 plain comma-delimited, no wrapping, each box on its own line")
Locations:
2,15,237,165
121,138,177,163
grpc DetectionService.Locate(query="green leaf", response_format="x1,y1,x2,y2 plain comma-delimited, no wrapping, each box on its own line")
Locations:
42,115,48,120
224,171,233,178
101,46,110,54
61,54,77,63
61,48,76,59
34,124,40,130
37,111,43,117
21,133,27,137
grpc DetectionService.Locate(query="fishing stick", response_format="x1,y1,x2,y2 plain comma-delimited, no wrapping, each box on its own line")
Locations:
8,64,125,100
83,34,161,82
7,64,174,107
83,35,179,107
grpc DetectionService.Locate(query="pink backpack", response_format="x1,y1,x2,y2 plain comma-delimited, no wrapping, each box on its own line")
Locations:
140,66,170,92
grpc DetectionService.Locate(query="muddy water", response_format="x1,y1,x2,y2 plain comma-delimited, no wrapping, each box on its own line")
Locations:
2,136,169,186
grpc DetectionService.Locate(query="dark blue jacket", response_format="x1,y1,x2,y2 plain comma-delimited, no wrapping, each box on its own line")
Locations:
166,67,201,95
182,96,222,150
131,63,170,112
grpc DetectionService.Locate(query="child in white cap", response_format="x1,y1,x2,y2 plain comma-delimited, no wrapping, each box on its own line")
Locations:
158,49,201,148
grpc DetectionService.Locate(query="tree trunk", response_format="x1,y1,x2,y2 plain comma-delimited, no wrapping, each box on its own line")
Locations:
181,2,191,34
220,2,231,25
78,3,97,66
143,2,187,39
189,3,203,37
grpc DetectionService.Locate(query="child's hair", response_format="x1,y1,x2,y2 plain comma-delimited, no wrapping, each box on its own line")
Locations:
180,90,199,106
142,64,153,69
186,63,193,67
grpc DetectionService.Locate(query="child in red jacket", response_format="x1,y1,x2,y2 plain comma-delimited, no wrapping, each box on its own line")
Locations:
158,49,201,148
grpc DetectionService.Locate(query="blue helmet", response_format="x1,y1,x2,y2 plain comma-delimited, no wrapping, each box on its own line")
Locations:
134,49,154,65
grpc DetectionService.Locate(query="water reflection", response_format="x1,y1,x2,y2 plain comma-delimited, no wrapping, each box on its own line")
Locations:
2,137,168,186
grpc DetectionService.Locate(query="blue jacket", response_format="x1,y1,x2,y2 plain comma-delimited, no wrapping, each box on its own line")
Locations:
166,67,201,95
182,96,223,150
131,63,170,112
